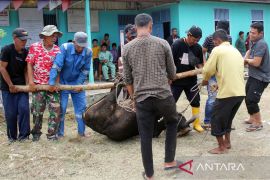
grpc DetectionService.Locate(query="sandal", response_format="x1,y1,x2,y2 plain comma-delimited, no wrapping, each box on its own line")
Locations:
164,160,183,170
142,172,147,180
246,124,263,132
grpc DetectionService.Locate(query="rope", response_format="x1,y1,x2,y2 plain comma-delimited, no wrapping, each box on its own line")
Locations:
115,82,136,113
175,82,211,149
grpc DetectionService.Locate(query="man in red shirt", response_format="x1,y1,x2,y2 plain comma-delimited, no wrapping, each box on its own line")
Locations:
26,25,62,141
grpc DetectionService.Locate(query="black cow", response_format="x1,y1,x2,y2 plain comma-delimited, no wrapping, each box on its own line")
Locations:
83,79,195,141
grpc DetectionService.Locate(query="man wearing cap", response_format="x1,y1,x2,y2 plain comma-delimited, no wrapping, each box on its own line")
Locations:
26,25,62,141
0,28,30,142
49,32,92,138
171,25,204,133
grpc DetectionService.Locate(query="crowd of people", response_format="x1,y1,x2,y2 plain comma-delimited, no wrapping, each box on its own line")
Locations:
0,12,269,180
0,25,92,142
122,14,269,179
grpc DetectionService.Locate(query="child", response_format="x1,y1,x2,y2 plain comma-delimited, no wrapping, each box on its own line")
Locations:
110,43,118,70
99,43,115,81
92,39,100,79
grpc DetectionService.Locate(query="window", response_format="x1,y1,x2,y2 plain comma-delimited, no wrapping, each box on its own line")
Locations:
118,15,136,26
251,10,263,25
214,8,230,33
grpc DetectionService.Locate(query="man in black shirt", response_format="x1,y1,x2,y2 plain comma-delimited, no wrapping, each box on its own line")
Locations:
0,28,30,142
167,28,180,46
171,26,204,133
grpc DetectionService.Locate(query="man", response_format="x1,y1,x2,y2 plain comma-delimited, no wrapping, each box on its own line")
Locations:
99,43,115,82
171,26,204,133
167,28,180,46
117,24,137,72
117,24,137,63
235,31,246,56
202,20,232,128
245,32,250,51
49,32,92,138
244,22,270,132
26,25,62,141
202,29,245,154
123,13,179,180
0,28,30,142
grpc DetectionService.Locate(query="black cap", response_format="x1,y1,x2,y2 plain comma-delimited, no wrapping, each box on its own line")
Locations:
188,26,202,38
12,28,30,40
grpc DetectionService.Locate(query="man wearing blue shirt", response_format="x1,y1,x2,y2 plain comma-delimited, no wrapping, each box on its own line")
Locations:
48,32,92,137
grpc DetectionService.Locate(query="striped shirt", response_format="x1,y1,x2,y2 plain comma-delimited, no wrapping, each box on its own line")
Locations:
122,35,176,102
203,35,232,54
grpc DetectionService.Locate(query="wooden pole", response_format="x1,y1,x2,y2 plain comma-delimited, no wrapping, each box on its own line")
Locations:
175,68,202,80
14,69,203,92
15,83,115,92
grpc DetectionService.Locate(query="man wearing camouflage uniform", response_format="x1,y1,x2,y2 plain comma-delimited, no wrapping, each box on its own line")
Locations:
26,25,62,141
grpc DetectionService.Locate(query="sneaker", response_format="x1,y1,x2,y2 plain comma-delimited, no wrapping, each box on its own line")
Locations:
18,136,30,142
8,138,16,143
32,135,40,142
47,134,58,141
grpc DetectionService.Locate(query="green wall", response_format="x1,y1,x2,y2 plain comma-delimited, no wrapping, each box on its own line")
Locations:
179,0,270,45
0,10,19,46
1,1,270,48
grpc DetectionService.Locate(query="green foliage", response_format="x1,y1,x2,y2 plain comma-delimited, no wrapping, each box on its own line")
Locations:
0,29,7,39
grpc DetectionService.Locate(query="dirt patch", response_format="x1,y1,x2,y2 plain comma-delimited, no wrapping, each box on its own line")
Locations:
1,87,270,179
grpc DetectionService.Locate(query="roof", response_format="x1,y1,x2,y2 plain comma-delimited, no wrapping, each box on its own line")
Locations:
207,0,270,4
12,0,180,11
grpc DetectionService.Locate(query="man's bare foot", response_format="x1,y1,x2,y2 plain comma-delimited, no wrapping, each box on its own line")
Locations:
208,147,228,154
224,143,231,149
244,119,253,124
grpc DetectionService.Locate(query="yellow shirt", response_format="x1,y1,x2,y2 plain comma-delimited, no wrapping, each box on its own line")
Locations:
92,46,100,59
203,42,245,99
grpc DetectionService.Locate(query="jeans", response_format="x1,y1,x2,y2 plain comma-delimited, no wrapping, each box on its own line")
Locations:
2,91,30,140
204,76,217,124
136,96,178,177
58,90,87,136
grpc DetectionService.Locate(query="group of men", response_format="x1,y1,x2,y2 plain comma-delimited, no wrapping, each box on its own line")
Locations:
1,13,269,180
122,13,269,179
0,25,92,142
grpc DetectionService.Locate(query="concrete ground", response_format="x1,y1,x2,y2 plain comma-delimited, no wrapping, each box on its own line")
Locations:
0,86,270,179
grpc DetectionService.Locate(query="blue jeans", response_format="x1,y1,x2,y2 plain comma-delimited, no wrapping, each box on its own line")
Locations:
204,76,217,124
58,90,87,136
2,91,30,140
